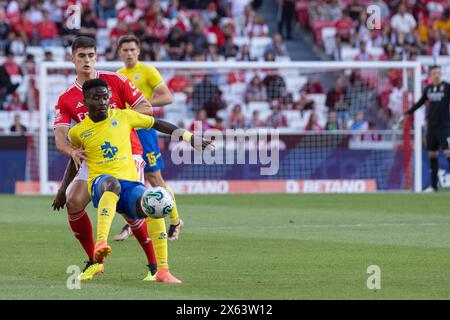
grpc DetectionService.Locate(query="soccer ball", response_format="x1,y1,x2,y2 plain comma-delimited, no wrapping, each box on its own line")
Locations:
140,187,174,219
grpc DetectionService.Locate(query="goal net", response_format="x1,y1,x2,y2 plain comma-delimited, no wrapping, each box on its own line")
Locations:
19,61,423,194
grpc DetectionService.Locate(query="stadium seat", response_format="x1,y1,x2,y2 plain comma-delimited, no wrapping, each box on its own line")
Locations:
250,37,272,58
368,47,383,59
258,109,272,123
26,46,45,61
10,75,23,85
106,18,118,30
308,94,326,109
247,101,270,114
164,92,188,124
46,46,66,61
285,76,302,93
283,110,301,127
275,56,291,62
0,111,9,132
321,27,337,56
96,29,110,54
340,47,359,61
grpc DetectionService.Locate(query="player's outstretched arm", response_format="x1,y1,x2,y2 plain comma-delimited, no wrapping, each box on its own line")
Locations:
152,119,213,150
52,158,78,211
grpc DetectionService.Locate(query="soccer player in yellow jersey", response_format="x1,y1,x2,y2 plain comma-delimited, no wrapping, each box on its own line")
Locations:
114,35,183,281
68,78,211,278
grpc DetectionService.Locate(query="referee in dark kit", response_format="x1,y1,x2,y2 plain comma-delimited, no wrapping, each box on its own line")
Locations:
399,65,450,192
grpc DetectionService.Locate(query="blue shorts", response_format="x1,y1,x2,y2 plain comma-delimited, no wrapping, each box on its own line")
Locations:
136,128,164,173
91,175,146,220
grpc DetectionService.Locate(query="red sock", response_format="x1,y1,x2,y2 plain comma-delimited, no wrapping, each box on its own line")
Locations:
68,210,95,261
127,219,157,266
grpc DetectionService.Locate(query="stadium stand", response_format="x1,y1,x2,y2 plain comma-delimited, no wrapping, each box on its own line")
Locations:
0,0,442,135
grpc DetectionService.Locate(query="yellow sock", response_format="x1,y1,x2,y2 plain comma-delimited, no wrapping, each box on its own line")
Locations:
165,184,180,226
146,216,168,269
97,191,118,242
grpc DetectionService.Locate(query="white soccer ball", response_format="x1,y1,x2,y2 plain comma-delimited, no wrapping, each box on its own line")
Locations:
140,187,174,218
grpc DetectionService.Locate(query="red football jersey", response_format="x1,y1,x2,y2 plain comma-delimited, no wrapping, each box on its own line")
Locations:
54,70,145,155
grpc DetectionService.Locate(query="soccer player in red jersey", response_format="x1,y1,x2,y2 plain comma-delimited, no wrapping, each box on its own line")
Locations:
51,36,162,281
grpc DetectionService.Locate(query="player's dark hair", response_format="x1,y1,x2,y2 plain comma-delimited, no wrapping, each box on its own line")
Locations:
72,36,97,53
118,35,140,48
82,78,108,95
429,65,441,72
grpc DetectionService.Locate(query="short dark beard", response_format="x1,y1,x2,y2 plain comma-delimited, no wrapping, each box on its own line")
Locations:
88,109,108,123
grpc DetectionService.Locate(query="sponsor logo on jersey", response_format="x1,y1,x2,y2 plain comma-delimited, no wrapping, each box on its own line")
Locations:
81,129,93,139
101,141,119,159
76,101,84,108
77,112,88,122
54,109,62,122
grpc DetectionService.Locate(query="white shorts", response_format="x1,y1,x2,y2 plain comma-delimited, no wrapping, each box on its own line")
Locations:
133,154,146,184
73,155,146,183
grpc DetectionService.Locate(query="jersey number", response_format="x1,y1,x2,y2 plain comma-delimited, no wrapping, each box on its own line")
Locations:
146,152,157,167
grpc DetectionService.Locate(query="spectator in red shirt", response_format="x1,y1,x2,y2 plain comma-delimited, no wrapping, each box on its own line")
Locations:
5,93,25,112
293,89,315,111
3,51,22,76
38,11,59,47
14,12,35,45
167,74,190,93
335,9,354,43
110,20,128,43
208,17,225,48
149,12,169,43
190,109,212,131
354,41,374,61
326,76,347,110
302,75,325,94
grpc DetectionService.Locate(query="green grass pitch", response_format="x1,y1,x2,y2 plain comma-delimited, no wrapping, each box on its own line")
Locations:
1,193,450,300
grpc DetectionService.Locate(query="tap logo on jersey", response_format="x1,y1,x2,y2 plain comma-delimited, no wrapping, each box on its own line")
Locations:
101,141,119,159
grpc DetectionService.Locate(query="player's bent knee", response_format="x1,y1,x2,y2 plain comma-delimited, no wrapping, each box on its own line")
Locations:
428,151,439,158
100,176,121,196
66,182,90,212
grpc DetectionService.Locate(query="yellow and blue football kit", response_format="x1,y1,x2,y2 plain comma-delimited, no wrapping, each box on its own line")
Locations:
117,62,165,173
68,108,154,223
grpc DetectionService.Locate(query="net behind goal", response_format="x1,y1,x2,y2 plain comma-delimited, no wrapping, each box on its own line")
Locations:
22,61,423,194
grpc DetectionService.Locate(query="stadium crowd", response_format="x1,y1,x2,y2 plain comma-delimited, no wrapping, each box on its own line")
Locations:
303,0,450,61
0,0,430,135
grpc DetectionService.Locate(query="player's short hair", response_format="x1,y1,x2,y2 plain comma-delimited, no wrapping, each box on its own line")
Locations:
118,35,140,48
82,78,108,96
429,65,441,72
72,36,97,53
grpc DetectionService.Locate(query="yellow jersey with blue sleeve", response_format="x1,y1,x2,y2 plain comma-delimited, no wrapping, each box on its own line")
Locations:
68,108,155,191
117,61,164,100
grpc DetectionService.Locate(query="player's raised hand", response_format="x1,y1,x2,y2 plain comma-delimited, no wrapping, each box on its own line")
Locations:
190,135,214,151
70,147,86,169
51,188,66,211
